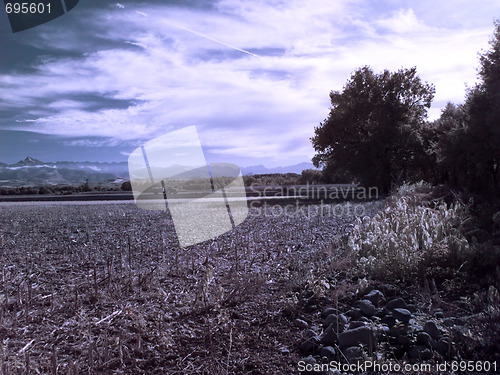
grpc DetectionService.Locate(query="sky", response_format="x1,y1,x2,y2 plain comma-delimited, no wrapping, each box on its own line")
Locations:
0,0,498,167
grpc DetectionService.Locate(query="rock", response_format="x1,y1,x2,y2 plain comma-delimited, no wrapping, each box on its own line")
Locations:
389,324,409,344
442,317,465,327
423,321,441,340
303,329,318,340
377,283,397,297
319,346,336,359
323,313,347,330
408,345,432,361
376,326,390,340
433,309,444,319
348,321,365,330
320,323,338,346
338,326,376,350
342,346,365,363
433,337,451,356
300,335,320,353
364,289,386,307
386,297,406,310
396,334,411,346
381,316,396,327
345,308,363,320
359,299,377,316
406,304,418,313
294,319,309,329
416,332,433,348
392,308,412,323
392,344,406,359
321,307,338,318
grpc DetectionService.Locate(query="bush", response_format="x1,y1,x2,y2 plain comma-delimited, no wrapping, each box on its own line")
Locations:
348,185,472,283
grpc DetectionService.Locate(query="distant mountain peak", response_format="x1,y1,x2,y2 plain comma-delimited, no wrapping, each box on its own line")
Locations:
12,156,46,167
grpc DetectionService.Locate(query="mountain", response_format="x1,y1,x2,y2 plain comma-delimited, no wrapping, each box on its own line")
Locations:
0,157,129,187
11,156,47,167
0,157,317,187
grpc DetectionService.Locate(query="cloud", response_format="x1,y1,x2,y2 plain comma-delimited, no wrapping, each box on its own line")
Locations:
0,0,497,165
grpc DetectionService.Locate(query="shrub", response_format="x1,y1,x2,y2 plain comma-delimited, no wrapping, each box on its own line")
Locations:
348,186,472,283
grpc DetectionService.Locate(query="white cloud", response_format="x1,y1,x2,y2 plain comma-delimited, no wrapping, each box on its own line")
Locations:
0,0,497,165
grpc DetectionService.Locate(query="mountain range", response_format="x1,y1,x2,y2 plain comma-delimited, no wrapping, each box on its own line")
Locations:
0,157,317,187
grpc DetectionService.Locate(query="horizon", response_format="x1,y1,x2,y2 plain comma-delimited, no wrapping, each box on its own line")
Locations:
0,155,317,171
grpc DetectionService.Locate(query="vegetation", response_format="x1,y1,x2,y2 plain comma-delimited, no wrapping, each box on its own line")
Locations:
312,20,500,196
311,66,435,192
348,183,474,284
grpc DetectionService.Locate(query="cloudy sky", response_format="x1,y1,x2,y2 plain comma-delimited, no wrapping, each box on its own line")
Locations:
0,0,498,167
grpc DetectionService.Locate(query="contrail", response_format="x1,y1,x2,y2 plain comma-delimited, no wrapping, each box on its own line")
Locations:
178,26,260,58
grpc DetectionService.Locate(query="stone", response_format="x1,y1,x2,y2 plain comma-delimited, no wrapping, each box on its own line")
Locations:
364,289,386,307
303,329,318,340
321,307,338,318
348,321,365,330
442,317,465,327
320,323,338,346
396,334,410,346
433,309,444,319
338,326,376,350
323,313,347,330
406,304,418,313
319,346,336,359
342,346,365,363
392,308,412,323
416,332,433,348
376,326,390,342
433,337,451,356
359,299,377,316
386,297,406,310
345,308,363,320
381,316,396,327
300,335,320,353
377,283,397,297
294,319,309,329
408,345,432,361
423,321,441,340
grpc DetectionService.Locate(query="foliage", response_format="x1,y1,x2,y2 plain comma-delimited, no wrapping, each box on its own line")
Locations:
348,184,472,283
311,66,435,192
299,169,324,185
426,20,500,194
243,173,300,186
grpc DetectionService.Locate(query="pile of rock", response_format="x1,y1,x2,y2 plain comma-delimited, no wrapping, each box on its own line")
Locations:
297,285,464,372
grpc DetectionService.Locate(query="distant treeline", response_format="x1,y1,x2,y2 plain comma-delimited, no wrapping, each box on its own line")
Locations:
0,184,120,195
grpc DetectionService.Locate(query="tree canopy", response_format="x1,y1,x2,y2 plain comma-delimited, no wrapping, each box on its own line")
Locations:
311,66,434,192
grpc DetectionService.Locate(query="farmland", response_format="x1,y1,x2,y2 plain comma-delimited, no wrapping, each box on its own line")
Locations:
0,199,382,374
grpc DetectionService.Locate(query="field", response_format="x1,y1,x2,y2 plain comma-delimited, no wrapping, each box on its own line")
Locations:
0,200,382,374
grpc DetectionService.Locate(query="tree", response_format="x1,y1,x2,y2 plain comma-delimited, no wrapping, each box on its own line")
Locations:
426,103,470,186
465,20,500,193
311,66,435,192
430,20,500,194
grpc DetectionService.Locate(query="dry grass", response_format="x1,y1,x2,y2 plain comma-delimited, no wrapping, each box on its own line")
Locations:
0,200,379,374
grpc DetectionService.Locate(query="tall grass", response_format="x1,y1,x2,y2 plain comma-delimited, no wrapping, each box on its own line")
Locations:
348,184,472,283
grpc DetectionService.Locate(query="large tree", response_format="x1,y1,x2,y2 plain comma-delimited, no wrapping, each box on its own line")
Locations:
311,66,435,192
465,20,500,192
428,20,500,194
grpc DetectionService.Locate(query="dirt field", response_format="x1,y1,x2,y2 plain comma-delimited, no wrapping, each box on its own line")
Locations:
0,200,382,374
